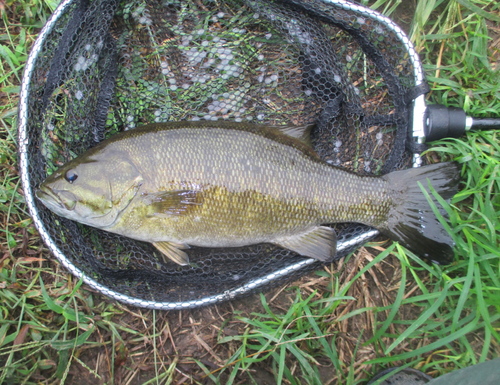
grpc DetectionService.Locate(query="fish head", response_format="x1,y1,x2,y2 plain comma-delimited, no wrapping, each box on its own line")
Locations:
36,154,143,228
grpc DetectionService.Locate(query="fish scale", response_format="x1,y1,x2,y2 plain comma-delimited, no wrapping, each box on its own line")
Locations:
119,127,386,238
36,121,460,265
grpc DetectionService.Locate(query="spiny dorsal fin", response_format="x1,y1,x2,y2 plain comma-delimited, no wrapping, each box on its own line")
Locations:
273,226,337,261
153,241,190,265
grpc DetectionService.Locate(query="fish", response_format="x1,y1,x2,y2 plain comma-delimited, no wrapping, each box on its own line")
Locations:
36,121,460,266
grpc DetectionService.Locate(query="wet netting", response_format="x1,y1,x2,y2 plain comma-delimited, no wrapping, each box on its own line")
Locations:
19,0,429,308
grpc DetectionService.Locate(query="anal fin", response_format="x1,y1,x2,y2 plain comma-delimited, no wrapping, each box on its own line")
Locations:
153,241,190,265
273,226,337,261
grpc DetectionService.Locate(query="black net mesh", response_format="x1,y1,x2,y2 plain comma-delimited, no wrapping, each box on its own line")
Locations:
24,0,424,305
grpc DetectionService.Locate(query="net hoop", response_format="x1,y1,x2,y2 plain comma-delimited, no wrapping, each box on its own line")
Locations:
19,0,426,309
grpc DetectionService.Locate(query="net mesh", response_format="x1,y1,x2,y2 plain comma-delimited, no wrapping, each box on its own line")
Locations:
23,0,423,305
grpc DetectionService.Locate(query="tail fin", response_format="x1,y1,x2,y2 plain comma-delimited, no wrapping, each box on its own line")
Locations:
380,162,461,264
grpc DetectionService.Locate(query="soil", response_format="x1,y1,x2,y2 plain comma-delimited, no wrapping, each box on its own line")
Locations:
487,19,500,70
49,241,435,385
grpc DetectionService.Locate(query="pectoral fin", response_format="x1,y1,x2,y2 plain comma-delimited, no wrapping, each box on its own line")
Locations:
144,190,203,218
153,241,190,265
273,226,337,261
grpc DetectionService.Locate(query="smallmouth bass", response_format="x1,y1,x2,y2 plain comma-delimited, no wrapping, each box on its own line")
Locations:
36,121,460,265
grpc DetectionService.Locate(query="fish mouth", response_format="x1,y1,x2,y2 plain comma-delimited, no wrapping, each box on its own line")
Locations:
36,185,77,211
36,185,58,205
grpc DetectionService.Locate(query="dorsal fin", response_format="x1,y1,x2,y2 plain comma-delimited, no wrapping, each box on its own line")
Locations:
274,124,315,147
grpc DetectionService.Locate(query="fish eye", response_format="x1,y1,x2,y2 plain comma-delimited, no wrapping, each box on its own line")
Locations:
65,170,78,183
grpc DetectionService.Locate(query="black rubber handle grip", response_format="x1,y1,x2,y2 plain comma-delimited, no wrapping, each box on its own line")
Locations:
470,117,500,131
424,104,466,141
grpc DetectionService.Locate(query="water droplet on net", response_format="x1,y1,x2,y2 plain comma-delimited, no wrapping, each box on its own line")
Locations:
202,58,215,68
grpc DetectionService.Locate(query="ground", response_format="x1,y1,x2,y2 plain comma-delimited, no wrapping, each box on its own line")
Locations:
41,243,436,384
1,0,499,384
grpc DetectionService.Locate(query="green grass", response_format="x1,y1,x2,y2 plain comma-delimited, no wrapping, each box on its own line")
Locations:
0,0,499,384
201,0,500,383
